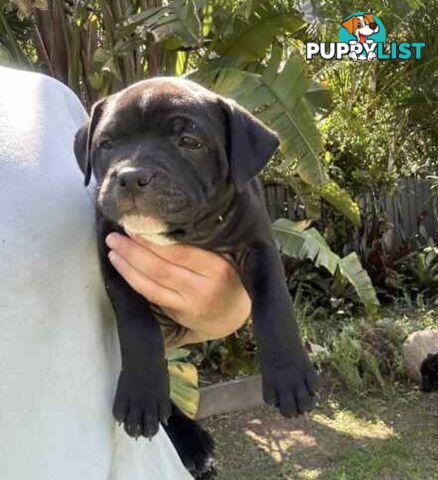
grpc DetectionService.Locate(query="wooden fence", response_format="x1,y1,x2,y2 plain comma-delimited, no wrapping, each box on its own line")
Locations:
263,178,438,247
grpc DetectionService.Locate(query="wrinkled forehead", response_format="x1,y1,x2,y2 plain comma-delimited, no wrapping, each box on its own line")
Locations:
99,79,223,135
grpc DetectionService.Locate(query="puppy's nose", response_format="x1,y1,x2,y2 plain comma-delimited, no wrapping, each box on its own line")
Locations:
117,168,152,191
369,22,378,30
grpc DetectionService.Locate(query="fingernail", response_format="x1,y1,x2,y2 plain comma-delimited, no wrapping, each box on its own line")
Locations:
106,233,119,249
108,250,119,263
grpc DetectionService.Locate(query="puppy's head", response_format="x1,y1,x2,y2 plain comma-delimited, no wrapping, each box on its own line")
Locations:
342,14,379,42
420,352,438,392
74,78,279,242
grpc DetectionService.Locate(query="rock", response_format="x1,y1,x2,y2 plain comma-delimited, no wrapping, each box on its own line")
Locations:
403,329,438,383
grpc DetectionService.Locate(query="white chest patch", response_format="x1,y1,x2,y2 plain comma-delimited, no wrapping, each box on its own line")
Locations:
119,214,179,246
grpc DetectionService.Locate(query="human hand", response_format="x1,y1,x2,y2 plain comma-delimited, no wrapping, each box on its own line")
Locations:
105,233,251,347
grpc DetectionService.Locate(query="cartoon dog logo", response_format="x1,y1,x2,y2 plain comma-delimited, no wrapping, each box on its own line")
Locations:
306,14,423,62
339,13,384,61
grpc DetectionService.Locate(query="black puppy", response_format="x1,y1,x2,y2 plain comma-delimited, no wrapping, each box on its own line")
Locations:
74,78,317,476
421,353,438,392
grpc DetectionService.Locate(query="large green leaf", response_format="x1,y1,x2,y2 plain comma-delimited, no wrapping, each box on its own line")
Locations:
209,55,328,186
168,356,200,419
273,218,340,273
167,347,191,362
120,0,204,48
337,253,380,318
272,218,379,316
305,79,332,116
215,4,304,64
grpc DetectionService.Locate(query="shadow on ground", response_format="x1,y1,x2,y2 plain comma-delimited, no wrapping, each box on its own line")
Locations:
201,386,438,480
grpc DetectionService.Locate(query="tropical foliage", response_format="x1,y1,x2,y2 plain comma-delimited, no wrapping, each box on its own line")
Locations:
272,218,379,316
167,348,199,418
309,0,438,193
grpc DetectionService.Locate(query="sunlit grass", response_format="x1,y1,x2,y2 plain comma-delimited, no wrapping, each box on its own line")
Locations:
204,389,438,480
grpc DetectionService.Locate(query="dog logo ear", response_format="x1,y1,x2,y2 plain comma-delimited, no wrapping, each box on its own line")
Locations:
73,98,106,186
342,17,356,34
220,98,279,191
364,14,374,24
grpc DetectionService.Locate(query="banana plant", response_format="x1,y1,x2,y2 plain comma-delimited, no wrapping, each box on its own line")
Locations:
272,218,380,317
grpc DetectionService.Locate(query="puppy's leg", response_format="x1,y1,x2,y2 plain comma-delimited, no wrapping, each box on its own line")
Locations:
242,243,318,417
163,402,215,479
97,214,171,438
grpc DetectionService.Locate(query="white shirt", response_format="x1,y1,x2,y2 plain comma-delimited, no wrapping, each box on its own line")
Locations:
0,66,192,480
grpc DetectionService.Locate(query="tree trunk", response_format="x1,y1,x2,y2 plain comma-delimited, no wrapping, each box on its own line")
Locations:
32,0,68,83
144,0,165,77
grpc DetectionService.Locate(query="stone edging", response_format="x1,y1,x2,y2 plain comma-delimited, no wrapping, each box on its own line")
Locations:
197,375,263,420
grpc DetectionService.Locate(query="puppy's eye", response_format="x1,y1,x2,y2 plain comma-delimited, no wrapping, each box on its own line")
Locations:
179,136,202,149
99,139,114,151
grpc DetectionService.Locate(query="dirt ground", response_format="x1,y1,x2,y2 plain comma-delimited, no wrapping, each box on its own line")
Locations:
201,387,438,480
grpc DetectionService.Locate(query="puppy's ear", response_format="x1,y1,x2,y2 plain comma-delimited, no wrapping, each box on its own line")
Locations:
220,98,279,191
74,98,106,186
342,17,356,34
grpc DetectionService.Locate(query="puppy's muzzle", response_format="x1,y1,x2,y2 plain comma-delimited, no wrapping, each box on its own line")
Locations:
113,165,190,215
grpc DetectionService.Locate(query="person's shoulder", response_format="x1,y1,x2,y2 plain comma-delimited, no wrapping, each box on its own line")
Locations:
2,66,64,89
0,66,88,121
1,66,62,91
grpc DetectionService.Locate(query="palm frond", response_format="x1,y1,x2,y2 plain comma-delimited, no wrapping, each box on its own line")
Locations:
208,55,328,186
214,2,304,65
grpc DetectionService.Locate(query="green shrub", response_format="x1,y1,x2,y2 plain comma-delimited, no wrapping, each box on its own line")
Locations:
318,318,408,393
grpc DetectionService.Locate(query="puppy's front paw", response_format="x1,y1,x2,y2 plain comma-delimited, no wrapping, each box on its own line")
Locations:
113,368,171,438
261,351,318,418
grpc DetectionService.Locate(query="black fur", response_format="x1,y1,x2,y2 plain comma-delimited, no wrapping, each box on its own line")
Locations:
163,404,216,478
421,353,438,392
